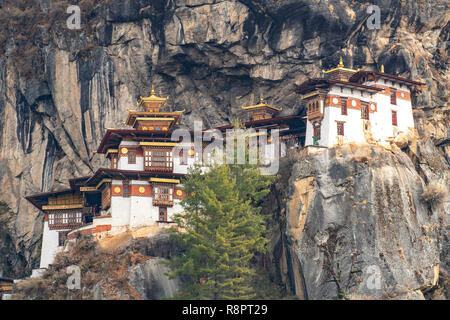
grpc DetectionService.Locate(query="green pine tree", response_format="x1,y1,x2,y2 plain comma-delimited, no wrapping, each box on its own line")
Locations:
167,137,273,299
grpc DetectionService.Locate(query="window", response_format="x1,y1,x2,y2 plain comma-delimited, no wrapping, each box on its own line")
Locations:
179,149,188,165
390,89,397,105
159,207,168,222
144,148,173,172
392,110,398,126
48,211,82,230
341,99,347,115
313,124,321,139
123,180,130,198
153,184,174,206
110,155,118,169
102,184,111,210
128,151,136,164
337,122,345,136
361,104,370,120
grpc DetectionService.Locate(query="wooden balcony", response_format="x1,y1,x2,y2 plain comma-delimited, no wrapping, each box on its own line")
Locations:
144,166,173,173
48,212,84,230
47,210,101,230
152,198,174,207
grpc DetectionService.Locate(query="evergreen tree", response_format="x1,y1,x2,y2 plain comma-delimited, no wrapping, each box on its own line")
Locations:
168,142,273,299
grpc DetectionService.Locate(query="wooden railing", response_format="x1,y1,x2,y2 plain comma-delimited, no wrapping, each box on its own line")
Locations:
152,198,174,207
145,166,173,173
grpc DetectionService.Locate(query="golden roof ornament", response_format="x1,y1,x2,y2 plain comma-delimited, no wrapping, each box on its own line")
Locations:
322,56,358,74
381,64,385,73
137,85,169,111
242,97,282,112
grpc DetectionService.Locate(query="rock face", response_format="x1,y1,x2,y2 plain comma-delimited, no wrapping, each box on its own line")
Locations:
0,0,448,280
267,140,449,299
128,258,180,299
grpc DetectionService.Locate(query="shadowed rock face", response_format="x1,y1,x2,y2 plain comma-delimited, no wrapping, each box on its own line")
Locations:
0,0,448,279
267,141,448,299
127,258,180,300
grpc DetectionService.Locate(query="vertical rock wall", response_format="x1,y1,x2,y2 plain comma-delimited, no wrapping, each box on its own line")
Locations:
0,0,448,277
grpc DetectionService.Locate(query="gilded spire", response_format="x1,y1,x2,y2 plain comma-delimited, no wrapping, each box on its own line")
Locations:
242,97,282,112
380,64,385,73
137,86,169,111
322,56,358,75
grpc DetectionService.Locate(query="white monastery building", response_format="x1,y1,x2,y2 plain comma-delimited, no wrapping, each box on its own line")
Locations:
26,58,424,269
297,58,424,147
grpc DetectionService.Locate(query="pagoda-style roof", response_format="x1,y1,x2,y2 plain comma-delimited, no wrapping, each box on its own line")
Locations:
296,78,383,95
127,87,185,130
137,87,169,111
242,98,283,112
83,168,184,187
125,110,185,127
213,115,306,137
69,176,91,189
97,129,182,154
26,188,78,210
322,56,360,75
348,69,425,87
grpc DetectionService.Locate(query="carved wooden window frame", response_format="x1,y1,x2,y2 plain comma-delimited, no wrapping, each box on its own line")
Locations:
392,110,398,126
128,150,136,164
341,98,348,115
110,155,118,169
361,103,370,120
337,122,345,136
390,88,397,105
159,207,168,222
153,183,174,206
144,147,173,171
123,180,130,198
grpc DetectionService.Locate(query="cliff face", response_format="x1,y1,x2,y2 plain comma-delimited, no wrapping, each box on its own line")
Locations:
13,231,181,300
0,0,448,279
267,138,449,299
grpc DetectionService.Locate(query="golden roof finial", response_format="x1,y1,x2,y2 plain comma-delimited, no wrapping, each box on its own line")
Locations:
151,85,156,96
338,56,344,68
380,64,385,73
260,96,265,104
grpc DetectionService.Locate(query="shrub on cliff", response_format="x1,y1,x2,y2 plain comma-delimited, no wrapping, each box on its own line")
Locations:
421,182,448,206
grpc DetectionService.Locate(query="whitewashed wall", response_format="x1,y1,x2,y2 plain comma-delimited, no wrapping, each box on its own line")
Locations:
40,221,68,269
305,81,415,148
